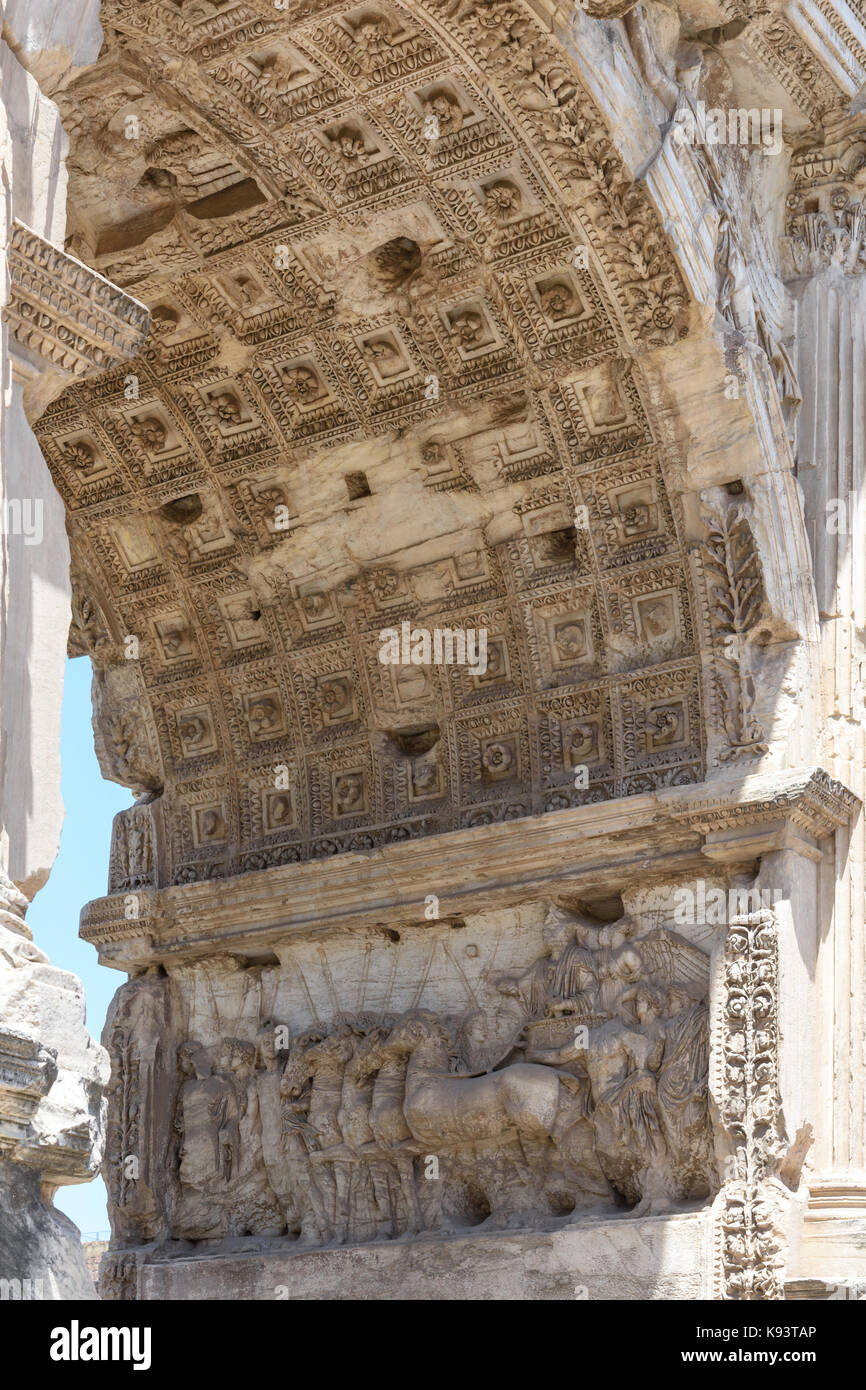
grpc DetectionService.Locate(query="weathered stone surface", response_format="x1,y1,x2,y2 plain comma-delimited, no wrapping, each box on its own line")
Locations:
0,0,143,1300
3,0,866,1302
123,1212,711,1301
0,1162,97,1300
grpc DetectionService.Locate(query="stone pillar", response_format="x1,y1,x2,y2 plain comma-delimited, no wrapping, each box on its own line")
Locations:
784,121,866,1272
0,0,149,1297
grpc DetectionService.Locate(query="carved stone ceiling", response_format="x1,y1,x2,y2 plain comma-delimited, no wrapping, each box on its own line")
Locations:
36,0,708,889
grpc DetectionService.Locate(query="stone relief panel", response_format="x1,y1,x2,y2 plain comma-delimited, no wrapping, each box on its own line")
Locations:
102,901,716,1253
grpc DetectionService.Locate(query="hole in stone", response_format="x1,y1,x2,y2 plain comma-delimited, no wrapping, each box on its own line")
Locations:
151,304,180,331
385,723,440,757
345,471,371,500
186,178,268,221
96,204,176,255
573,894,624,923
542,527,577,562
381,927,401,943
369,236,422,290
160,493,203,525
138,166,177,192
725,479,745,496
250,609,262,621
805,197,820,215
234,951,280,969
466,1184,492,1226
698,18,748,45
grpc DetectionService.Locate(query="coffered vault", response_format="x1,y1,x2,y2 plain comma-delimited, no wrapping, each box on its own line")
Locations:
37,0,736,890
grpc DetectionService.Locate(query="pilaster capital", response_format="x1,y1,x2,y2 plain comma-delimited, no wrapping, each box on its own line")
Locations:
783,117,866,277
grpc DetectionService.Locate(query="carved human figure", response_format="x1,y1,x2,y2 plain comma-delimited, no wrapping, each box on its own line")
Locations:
353,1022,426,1236
497,905,600,1021
104,970,168,1238
333,1017,395,1241
125,807,152,883
525,985,665,1207
218,1036,283,1235
279,1031,334,1244
282,1025,355,1241
171,1041,238,1238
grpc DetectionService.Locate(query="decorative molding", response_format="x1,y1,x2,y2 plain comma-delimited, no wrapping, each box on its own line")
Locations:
697,502,769,764
750,9,855,121
783,117,866,276
713,909,787,1300
78,766,859,965
0,1030,56,1136
675,766,861,840
3,220,150,376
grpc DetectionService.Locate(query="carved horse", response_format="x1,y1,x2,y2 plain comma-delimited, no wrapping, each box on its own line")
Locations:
335,1019,394,1241
384,1010,609,1206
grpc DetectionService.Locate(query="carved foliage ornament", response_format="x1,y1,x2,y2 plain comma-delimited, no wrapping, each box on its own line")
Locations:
716,911,786,1300
783,124,866,277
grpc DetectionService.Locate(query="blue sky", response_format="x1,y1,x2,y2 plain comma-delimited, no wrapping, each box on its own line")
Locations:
28,656,133,1239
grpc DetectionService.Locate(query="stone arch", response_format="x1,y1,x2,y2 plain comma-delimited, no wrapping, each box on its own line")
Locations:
38,0,724,895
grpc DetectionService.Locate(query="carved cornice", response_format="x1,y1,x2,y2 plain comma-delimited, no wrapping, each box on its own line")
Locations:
673,767,861,842
0,1029,57,1163
723,3,866,122
79,766,859,966
3,221,150,376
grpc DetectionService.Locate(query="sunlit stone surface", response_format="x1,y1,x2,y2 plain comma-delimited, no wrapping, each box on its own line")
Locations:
3,0,866,1300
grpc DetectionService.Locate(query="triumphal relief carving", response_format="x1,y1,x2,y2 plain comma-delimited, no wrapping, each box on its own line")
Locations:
4,0,866,1302
103,904,713,1248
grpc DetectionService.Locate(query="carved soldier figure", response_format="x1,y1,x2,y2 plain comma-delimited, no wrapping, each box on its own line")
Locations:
497,905,601,1021
254,1025,296,1232
217,1036,284,1236
173,1042,236,1239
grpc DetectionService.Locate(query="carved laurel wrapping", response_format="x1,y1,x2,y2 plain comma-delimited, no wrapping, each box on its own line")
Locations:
699,503,769,762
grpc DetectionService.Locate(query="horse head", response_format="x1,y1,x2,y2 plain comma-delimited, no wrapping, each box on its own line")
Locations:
385,1010,454,1060
346,1021,393,1081
279,1029,324,1097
